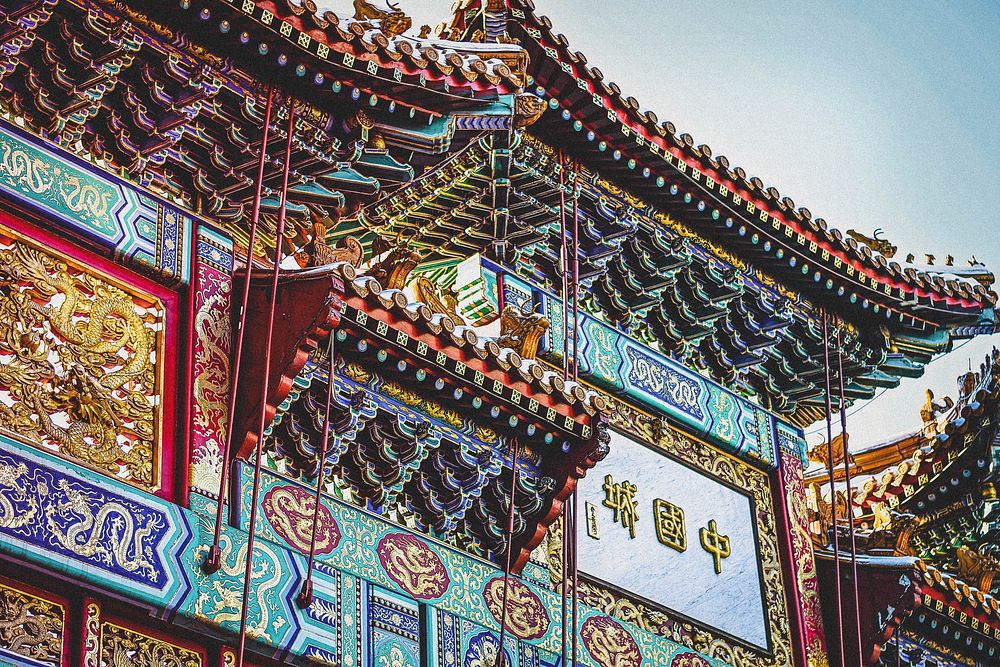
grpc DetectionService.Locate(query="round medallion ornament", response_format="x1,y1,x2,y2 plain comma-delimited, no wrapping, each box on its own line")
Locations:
262,485,341,555
670,652,713,667
376,533,450,600
580,615,642,667
482,576,550,640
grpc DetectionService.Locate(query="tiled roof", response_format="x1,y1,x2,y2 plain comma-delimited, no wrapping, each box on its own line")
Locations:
250,0,525,92
334,260,610,416
853,349,1000,509
486,0,995,312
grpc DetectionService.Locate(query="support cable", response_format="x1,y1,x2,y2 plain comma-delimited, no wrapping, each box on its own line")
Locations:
837,328,863,664
236,99,296,667
297,330,338,608
205,86,274,573
496,437,521,667
569,163,580,667
822,310,845,667
571,486,579,667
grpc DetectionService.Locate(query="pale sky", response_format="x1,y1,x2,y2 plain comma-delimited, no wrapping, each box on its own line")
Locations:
337,0,1000,447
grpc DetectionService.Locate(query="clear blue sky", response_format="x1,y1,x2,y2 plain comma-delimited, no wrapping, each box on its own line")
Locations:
351,0,1000,446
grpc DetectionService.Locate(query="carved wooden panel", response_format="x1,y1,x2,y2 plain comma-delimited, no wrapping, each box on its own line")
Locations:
0,578,65,666
99,622,203,667
0,218,167,492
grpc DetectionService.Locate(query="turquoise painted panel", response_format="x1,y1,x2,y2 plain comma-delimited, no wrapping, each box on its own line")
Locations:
237,464,727,667
0,432,729,667
0,119,191,285
775,419,809,467
540,291,781,467
485,260,806,470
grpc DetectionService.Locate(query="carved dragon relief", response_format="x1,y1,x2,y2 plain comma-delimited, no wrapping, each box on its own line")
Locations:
497,302,550,360
846,228,897,258
99,621,202,667
293,210,364,269
0,229,162,488
920,389,954,438
366,234,421,289
413,276,465,324
0,581,63,666
955,543,1000,593
353,0,412,38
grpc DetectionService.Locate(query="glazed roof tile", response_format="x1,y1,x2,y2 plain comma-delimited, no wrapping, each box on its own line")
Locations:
252,0,524,92
263,260,610,421
915,559,1000,628
333,261,609,416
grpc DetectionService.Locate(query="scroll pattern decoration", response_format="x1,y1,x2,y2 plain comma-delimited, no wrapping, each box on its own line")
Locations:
0,226,163,489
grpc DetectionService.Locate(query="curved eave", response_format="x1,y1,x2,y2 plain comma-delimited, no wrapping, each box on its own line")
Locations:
235,0,521,96
502,0,994,326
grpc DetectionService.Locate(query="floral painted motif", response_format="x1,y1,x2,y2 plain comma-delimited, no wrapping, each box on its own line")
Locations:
375,639,418,667
376,533,450,600
580,615,642,667
262,484,341,555
670,652,713,667
463,632,510,667
482,576,550,640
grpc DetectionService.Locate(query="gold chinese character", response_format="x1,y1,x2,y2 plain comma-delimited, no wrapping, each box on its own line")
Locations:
602,474,639,538
653,499,686,552
699,519,731,574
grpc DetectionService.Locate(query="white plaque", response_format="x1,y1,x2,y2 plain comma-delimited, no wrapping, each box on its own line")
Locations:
577,430,769,649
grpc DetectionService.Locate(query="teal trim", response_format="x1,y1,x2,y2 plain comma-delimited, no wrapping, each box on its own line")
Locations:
0,119,192,285
0,433,729,666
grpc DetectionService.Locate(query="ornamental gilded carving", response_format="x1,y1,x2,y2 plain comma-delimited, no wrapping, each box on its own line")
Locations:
0,581,63,666
482,576,550,640
0,226,163,489
579,400,794,667
262,484,342,555
376,533,450,600
99,622,202,667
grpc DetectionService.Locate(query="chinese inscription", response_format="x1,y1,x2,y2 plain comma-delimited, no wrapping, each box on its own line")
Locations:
602,475,639,539
653,499,686,552
699,519,731,575
598,480,733,573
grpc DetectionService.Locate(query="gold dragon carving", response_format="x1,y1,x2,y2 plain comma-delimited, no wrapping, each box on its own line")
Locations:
353,0,412,38
0,229,162,488
0,581,64,666
99,622,202,667
44,479,160,581
497,303,550,360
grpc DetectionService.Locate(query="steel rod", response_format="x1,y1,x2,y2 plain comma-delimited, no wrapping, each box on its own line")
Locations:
561,497,569,666
837,328,863,664
822,310,845,667
297,330,337,608
571,168,579,383
496,437,521,667
558,150,569,381
571,488,579,667
205,86,274,573
236,99,296,667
